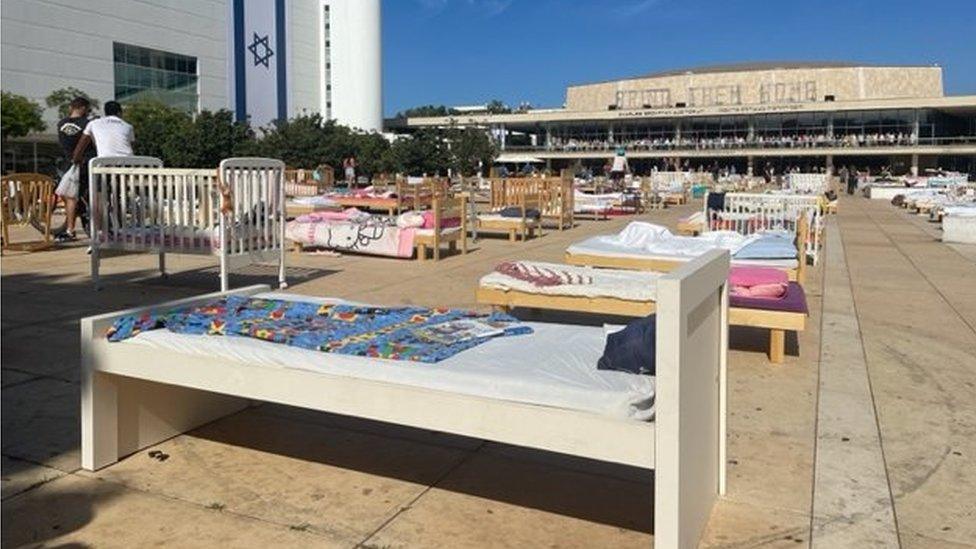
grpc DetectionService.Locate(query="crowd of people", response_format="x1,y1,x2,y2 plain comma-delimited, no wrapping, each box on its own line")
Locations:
546,132,918,152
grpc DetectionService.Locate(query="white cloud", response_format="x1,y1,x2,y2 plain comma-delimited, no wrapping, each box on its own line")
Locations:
413,0,514,17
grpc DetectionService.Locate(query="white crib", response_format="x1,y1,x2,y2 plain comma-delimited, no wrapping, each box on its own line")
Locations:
704,192,823,264
785,173,830,194
89,157,287,291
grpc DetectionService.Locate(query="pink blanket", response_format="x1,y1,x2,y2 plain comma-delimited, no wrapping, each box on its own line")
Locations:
729,266,788,299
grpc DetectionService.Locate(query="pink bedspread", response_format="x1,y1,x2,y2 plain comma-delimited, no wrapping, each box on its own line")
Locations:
729,266,788,299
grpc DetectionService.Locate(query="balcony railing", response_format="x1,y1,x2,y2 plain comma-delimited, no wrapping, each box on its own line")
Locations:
503,135,976,153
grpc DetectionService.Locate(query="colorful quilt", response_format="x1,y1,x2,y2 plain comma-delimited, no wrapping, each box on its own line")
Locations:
106,295,531,364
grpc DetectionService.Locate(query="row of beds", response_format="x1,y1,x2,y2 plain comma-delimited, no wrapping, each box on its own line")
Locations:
82,158,815,548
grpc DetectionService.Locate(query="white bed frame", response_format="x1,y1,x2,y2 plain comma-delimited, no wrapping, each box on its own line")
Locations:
80,250,730,548
89,157,287,291
704,192,822,264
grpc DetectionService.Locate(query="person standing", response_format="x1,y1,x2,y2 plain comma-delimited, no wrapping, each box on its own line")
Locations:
73,101,134,160
846,166,858,195
343,156,357,187
55,97,95,242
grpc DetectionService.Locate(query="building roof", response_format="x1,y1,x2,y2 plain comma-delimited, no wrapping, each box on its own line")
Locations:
571,61,938,87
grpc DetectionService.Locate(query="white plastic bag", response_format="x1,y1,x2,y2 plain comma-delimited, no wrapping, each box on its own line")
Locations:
55,165,80,199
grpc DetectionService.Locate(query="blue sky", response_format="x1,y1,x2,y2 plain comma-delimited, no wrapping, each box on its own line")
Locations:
382,0,976,115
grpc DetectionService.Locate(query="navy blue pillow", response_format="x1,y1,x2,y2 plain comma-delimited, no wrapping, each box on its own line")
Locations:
597,315,657,375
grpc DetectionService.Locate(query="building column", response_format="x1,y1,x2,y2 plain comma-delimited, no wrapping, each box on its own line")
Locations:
827,114,834,141
747,156,754,176
607,124,614,144
545,125,552,151
500,124,507,151
912,110,920,145
911,154,919,177
826,155,834,175
747,119,755,142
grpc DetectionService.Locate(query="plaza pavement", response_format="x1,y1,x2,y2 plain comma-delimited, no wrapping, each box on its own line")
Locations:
1,196,973,548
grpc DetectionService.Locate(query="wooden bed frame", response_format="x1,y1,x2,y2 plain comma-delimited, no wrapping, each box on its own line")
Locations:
477,286,803,364
488,176,574,231
81,250,730,549
413,195,468,261
1,172,56,252
478,192,544,242
566,215,809,285
325,178,449,216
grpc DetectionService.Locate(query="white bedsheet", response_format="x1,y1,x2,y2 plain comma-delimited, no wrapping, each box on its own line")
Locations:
121,293,655,421
480,261,660,301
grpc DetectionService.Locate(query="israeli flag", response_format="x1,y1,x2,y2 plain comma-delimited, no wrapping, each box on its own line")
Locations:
230,0,287,128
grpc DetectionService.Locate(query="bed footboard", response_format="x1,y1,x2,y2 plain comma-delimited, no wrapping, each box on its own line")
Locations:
80,285,270,470
654,249,729,548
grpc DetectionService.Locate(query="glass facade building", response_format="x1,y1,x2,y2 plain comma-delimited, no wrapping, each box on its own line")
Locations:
113,42,199,112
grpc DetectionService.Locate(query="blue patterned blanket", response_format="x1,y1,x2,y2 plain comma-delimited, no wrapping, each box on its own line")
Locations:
106,296,532,363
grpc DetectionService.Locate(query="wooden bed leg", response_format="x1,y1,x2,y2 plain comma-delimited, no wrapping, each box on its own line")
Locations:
158,252,166,277
417,244,427,262
769,329,786,363
509,229,516,243
433,244,441,261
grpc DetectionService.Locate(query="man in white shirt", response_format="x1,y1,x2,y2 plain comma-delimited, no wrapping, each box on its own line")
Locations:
72,101,134,161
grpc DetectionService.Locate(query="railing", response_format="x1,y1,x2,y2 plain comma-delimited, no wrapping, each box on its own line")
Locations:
505,135,976,153
704,192,823,264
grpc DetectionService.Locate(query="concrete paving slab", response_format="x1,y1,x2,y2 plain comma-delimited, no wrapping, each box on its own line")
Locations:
363,451,653,548
700,500,812,548
88,409,471,543
2,474,343,548
1,377,80,473
1,455,67,500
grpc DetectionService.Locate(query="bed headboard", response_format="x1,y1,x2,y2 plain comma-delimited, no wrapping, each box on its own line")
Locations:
654,248,729,548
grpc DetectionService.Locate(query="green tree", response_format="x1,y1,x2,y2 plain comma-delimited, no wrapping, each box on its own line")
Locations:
448,127,496,176
485,99,511,114
395,104,458,119
123,100,193,162
45,87,101,119
389,129,451,176
352,132,393,177
1,92,45,140
174,110,254,168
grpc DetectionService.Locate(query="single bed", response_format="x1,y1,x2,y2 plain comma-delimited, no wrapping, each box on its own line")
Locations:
477,192,544,242
566,219,808,284
81,250,730,549
478,261,806,363
287,196,468,261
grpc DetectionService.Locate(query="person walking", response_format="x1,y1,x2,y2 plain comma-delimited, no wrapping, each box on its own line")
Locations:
846,166,858,195
73,101,134,161
343,156,357,187
55,97,95,242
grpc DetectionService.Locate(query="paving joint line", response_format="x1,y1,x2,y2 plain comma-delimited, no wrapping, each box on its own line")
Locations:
862,204,976,337
836,201,903,547
355,442,487,548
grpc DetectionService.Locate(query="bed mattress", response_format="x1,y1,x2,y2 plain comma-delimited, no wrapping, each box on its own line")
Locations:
567,240,799,269
480,261,660,300
121,293,656,421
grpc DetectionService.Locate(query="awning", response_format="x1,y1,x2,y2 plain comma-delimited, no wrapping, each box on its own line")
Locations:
495,153,545,164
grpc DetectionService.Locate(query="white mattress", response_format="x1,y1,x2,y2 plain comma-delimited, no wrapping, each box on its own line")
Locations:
121,293,655,421
414,226,463,236
481,261,659,301
567,241,799,269
478,214,533,224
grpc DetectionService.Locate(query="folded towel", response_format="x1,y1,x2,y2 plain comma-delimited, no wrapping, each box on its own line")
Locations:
729,266,789,287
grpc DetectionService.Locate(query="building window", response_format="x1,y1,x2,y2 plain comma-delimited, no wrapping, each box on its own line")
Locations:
113,42,198,112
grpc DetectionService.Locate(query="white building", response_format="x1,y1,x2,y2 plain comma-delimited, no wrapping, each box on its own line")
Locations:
0,0,382,134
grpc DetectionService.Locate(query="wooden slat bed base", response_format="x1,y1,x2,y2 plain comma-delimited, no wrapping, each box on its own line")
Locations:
477,286,804,364
565,252,802,283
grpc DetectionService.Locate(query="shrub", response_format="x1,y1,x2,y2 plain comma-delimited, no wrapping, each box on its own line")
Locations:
1,92,45,140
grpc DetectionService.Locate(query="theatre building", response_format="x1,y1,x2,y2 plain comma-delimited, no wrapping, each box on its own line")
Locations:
394,62,976,177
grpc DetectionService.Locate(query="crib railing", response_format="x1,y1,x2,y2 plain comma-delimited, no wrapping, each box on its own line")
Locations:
89,157,286,290
784,173,831,194
704,192,823,264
